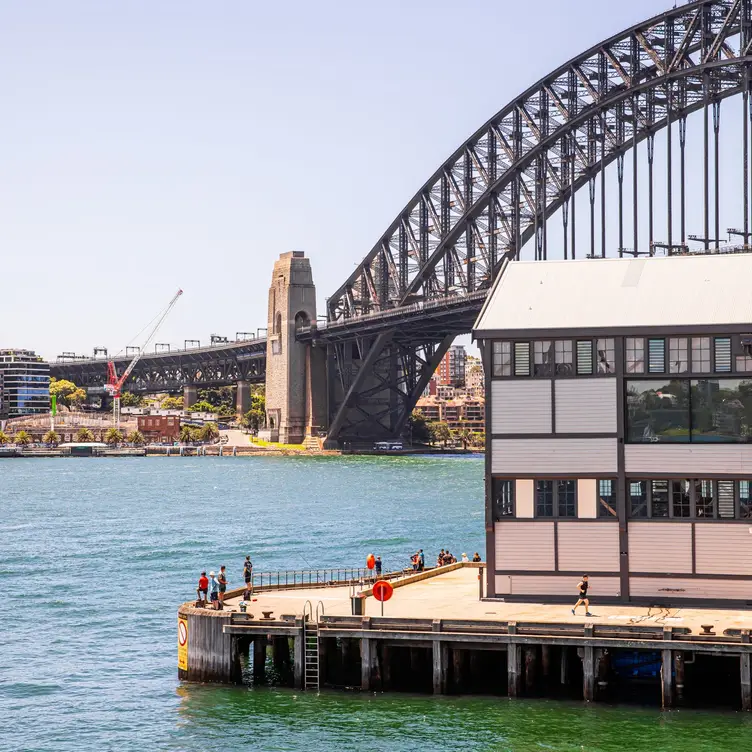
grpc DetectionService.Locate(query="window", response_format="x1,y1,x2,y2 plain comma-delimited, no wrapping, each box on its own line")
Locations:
626,380,690,443
651,480,669,517
692,337,711,372
514,343,530,377
671,480,691,518
535,480,577,517
534,341,553,376
598,480,617,517
492,479,514,519
555,341,574,376
690,378,752,443
718,480,735,519
626,337,645,374
669,338,689,374
492,342,512,377
691,479,714,518
736,355,752,373
630,480,648,517
648,339,665,373
576,341,593,375
714,338,732,373
741,481,752,519
596,339,615,374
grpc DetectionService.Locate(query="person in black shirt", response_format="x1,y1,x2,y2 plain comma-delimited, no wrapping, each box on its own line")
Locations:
571,575,592,616
375,556,382,576
472,552,481,563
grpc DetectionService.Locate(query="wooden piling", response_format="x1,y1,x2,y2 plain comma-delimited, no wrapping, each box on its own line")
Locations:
431,620,447,694
452,648,464,693
541,645,551,680
381,644,393,690
293,617,304,689
508,622,522,697
661,627,674,709
272,636,290,673
560,646,569,685
741,631,751,711
253,638,267,683
360,618,377,691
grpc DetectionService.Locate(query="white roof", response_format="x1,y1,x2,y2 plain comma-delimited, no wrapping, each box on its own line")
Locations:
473,254,752,334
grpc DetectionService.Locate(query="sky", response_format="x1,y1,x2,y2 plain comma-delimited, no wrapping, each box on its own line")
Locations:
0,1,700,359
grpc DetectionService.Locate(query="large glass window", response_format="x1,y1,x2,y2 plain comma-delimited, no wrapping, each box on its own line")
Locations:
695,479,715,518
626,380,691,443
514,343,530,377
596,339,615,374
492,342,511,377
692,337,711,372
626,338,645,374
651,480,669,517
598,480,617,517
628,478,752,519
535,480,576,518
672,480,691,518
630,480,648,517
690,378,752,443
555,341,574,376
669,338,689,374
492,479,514,519
534,341,553,377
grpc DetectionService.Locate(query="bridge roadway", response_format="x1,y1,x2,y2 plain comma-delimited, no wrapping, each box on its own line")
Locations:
50,337,266,395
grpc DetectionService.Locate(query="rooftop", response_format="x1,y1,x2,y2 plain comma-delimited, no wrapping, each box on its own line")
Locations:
473,254,752,335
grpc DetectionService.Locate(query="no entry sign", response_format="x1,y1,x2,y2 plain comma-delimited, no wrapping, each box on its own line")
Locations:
372,580,393,602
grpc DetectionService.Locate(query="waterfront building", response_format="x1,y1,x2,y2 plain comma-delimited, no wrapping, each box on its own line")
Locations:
474,254,752,606
415,395,484,432
137,414,180,443
0,349,50,417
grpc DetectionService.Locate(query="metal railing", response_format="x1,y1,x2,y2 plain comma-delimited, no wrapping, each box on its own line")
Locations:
249,567,404,590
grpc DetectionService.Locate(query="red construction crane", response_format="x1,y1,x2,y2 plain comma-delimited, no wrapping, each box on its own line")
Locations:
105,289,183,426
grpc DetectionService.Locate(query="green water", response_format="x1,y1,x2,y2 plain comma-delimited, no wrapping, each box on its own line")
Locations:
1,455,750,751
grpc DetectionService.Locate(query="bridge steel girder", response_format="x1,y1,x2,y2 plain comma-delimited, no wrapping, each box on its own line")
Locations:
326,0,752,324
50,341,267,394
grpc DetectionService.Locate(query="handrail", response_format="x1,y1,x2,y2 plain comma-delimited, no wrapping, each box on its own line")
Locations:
250,567,389,590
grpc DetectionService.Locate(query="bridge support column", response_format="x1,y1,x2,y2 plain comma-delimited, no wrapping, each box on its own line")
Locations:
236,380,251,417
184,385,198,409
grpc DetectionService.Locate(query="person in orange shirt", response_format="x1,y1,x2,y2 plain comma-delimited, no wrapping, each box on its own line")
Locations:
197,571,209,604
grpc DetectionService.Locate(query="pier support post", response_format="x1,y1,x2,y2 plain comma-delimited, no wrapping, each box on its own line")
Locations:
524,647,537,693
452,648,464,693
380,644,392,690
661,628,674,710
253,638,267,683
293,617,304,689
581,624,595,702
508,623,522,697
560,646,569,685
541,645,551,680
674,651,685,704
360,618,378,691
432,620,447,694
741,631,751,711
272,637,290,673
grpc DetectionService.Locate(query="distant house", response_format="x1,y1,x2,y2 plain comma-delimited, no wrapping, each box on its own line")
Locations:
137,414,180,443
474,253,752,606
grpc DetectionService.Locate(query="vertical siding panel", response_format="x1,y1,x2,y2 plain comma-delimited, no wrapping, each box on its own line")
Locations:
516,479,534,518
495,522,555,570
628,523,692,573
557,522,620,571
492,381,552,434
578,479,597,518
630,577,752,600
555,379,617,433
495,575,620,596
492,438,617,474
625,445,752,475
695,524,752,575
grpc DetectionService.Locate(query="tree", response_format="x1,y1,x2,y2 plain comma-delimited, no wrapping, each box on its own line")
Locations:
187,400,217,413
0,431,9,445
104,428,123,446
428,421,451,447
75,427,95,442
453,426,473,450
50,379,86,410
161,396,184,410
197,386,235,411
127,430,146,446
43,430,61,446
120,392,143,407
179,425,195,444
217,404,236,418
199,422,219,442
408,409,431,443
14,430,32,446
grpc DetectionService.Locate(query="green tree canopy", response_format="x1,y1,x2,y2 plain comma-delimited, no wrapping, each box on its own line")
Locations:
75,427,95,442
104,428,123,446
197,387,235,411
0,431,9,445
50,379,86,409
187,400,217,414
408,409,431,443
199,422,219,442
179,425,195,443
161,396,184,410
428,421,451,446
127,430,146,446
43,430,61,446
14,430,32,446
120,392,143,407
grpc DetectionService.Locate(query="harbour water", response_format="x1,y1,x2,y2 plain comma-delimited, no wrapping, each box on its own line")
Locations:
2,455,751,751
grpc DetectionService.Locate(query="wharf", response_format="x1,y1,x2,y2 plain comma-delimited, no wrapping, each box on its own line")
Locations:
177,564,752,709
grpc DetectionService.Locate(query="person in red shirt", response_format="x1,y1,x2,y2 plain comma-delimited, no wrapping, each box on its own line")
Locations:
197,571,209,604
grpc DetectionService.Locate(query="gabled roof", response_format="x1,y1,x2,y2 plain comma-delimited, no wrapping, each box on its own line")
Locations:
473,254,752,335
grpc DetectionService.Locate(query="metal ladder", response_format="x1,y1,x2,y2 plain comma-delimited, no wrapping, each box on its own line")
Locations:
302,601,325,691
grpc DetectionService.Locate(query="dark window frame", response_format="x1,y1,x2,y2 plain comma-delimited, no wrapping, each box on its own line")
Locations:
535,479,577,518
491,478,515,520
597,479,618,517
627,478,750,519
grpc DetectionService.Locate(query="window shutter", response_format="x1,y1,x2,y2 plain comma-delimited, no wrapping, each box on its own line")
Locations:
514,343,530,376
714,338,732,373
576,341,592,375
648,339,665,373
718,481,735,518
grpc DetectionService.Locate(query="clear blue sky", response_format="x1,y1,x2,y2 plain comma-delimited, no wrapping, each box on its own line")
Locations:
0,1,678,358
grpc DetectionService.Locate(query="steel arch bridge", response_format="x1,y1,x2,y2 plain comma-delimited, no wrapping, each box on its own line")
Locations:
313,0,752,443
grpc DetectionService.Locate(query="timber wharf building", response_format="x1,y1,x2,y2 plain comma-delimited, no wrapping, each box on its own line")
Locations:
474,253,752,606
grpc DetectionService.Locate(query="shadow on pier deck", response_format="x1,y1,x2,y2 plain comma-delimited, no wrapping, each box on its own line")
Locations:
177,564,752,710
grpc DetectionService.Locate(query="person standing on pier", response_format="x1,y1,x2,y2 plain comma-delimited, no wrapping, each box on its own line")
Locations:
571,575,592,617
418,549,425,571
217,566,228,607
243,556,253,592
209,571,220,610
197,571,208,605
375,556,382,577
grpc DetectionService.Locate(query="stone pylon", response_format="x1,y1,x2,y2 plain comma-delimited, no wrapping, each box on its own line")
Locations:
262,252,325,444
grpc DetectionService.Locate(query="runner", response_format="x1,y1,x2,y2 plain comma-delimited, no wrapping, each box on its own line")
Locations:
571,575,592,617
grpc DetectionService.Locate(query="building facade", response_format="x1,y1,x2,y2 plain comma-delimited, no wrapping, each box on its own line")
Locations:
0,349,50,417
474,254,752,607
137,414,180,443
438,345,467,387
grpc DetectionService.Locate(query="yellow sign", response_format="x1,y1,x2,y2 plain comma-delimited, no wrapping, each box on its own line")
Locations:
178,616,188,671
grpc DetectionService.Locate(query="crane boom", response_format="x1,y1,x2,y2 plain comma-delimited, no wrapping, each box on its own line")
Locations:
106,288,183,427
